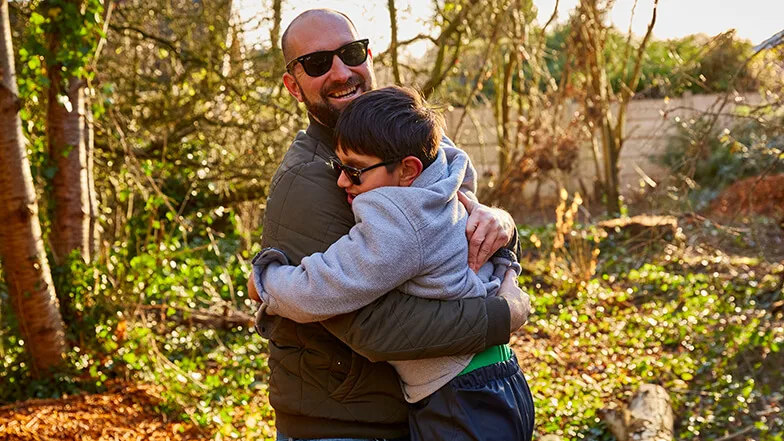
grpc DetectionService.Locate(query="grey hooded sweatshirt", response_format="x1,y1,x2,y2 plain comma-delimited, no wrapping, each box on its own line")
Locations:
252,144,520,403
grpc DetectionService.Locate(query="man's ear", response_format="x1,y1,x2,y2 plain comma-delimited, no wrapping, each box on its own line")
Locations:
367,48,375,68
398,156,423,187
282,72,303,103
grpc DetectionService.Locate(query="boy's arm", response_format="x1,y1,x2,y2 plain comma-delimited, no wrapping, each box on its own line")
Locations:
442,138,519,270
253,192,421,323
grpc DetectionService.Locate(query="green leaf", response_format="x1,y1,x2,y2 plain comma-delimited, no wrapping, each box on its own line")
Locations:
123,352,137,364
29,12,45,25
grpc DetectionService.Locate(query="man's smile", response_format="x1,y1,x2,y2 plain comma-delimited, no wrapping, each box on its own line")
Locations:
327,84,360,100
324,77,364,104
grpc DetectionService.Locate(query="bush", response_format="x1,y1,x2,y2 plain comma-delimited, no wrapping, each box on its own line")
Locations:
658,112,784,209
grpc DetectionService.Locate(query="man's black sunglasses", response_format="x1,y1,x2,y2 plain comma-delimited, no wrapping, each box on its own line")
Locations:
329,157,399,186
286,39,370,77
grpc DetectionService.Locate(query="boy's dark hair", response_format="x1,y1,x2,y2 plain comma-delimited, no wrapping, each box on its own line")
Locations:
335,86,445,169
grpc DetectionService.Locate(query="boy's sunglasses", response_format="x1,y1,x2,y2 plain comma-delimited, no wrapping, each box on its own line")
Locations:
286,39,370,77
329,157,399,186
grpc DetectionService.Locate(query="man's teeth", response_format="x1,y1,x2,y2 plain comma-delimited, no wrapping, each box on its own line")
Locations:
330,86,358,98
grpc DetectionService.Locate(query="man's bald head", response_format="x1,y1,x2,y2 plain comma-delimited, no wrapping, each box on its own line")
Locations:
281,9,359,64
279,8,375,128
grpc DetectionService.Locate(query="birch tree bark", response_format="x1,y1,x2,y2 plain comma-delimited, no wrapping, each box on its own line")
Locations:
0,0,67,376
47,3,91,264
85,101,101,257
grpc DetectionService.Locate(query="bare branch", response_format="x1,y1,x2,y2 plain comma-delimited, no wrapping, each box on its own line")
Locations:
542,0,560,32
619,0,638,83
110,24,184,59
421,37,463,98
398,33,437,46
89,0,115,71
452,9,506,140
137,304,254,330
624,0,658,100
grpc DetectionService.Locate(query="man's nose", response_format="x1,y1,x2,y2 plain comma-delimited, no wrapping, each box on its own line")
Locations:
328,54,352,82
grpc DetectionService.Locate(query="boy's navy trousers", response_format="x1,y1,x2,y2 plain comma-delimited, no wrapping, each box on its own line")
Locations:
408,354,535,441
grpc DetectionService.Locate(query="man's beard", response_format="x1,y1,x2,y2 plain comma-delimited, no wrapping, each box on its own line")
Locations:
302,94,342,129
299,75,369,129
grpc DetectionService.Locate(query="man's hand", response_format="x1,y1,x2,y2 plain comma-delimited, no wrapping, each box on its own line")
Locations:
457,192,516,272
498,269,531,332
247,275,261,302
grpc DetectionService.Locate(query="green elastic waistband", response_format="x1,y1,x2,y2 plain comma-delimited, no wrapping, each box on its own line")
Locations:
458,344,513,376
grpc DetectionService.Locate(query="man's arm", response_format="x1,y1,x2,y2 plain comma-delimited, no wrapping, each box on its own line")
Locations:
320,269,529,363
320,291,511,362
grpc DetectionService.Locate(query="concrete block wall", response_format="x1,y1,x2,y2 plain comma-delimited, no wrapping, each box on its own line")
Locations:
443,92,763,203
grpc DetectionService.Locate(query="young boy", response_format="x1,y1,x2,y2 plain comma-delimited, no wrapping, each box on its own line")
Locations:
251,86,534,440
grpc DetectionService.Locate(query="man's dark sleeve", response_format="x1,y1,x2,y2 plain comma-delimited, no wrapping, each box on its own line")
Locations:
321,291,511,362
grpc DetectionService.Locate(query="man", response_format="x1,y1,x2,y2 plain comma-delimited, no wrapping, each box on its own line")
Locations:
249,9,531,441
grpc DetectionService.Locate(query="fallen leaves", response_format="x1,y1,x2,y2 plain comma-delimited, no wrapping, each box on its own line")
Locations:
0,381,206,440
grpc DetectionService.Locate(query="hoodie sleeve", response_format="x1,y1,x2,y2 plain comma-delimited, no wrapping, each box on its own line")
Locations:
441,136,479,200
441,136,519,255
253,191,422,323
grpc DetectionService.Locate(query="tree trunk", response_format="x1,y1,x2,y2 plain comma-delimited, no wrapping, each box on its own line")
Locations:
580,0,622,216
269,0,282,51
387,0,402,85
0,0,67,376
47,67,90,264
497,51,516,175
221,0,241,78
600,119,622,215
420,0,476,98
578,0,657,216
85,100,100,257
268,0,284,80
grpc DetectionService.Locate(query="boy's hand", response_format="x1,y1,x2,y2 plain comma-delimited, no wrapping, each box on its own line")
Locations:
247,276,261,302
247,274,277,316
498,269,531,332
458,192,515,272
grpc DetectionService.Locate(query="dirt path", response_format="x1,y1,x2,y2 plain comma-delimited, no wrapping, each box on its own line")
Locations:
0,382,206,441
